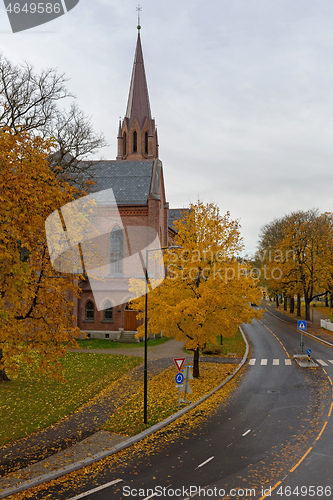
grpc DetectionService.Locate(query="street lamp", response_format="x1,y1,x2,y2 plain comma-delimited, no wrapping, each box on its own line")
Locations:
143,244,182,423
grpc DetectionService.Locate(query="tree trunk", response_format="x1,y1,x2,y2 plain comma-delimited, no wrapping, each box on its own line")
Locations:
297,294,301,317
220,334,223,345
193,347,200,378
305,298,311,321
290,296,295,314
276,295,279,307
0,349,10,382
330,292,333,309
325,291,329,308
283,294,288,311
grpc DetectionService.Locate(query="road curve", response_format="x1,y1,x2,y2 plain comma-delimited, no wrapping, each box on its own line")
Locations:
34,311,332,500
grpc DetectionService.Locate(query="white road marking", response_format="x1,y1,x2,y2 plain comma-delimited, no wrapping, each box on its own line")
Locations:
285,359,292,365
273,359,279,365
242,429,251,436
227,442,233,447
261,359,267,365
317,359,329,366
328,360,333,364
144,484,172,500
68,479,123,499
249,358,256,365
195,456,215,469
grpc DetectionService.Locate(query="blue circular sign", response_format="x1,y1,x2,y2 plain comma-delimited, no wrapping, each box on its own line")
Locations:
175,372,184,384
307,349,312,355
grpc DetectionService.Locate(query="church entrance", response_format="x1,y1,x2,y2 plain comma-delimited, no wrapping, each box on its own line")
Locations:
124,304,138,331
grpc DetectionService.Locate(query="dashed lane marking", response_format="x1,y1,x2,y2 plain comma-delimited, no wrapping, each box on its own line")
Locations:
249,358,256,365
261,359,268,365
285,359,292,365
195,456,215,470
273,359,279,365
68,479,123,500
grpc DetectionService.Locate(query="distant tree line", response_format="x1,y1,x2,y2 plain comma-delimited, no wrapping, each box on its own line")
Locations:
255,209,333,320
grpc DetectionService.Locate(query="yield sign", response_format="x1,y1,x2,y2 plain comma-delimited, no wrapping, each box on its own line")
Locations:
174,357,185,371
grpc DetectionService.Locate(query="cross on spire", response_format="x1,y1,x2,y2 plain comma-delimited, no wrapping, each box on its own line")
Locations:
136,5,142,30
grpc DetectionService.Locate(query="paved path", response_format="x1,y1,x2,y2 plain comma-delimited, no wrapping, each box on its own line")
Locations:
68,338,188,359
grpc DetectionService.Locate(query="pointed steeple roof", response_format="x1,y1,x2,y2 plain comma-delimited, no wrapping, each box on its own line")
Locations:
125,31,152,128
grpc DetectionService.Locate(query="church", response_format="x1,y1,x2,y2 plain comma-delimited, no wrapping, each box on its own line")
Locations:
72,25,187,340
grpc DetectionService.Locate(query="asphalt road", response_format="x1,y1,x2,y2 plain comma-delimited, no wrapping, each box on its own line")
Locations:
35,310,332,500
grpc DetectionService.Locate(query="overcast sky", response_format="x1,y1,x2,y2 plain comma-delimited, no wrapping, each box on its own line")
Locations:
1,0,333,254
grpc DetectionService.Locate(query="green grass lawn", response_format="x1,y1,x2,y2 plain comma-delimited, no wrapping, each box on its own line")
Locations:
215,329,246,357
185,328,246,357
0,352,141,447
74,336,170,349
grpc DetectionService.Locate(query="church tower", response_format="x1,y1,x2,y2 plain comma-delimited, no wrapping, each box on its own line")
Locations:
117,25,159,160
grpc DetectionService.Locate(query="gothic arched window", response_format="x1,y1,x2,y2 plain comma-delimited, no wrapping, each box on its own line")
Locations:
103,301,113,321
133,130,137,153
123,132,127,156
85,300,94,321
145,131,148,154
110,225,123,275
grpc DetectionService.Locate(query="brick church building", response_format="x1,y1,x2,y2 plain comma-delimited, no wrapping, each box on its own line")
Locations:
73,27,187,340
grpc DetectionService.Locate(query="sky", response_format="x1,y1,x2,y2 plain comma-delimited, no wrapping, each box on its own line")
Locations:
1,0,333,255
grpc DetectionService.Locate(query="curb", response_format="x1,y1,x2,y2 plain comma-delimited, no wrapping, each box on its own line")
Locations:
265,308,333,349
0,328,249,499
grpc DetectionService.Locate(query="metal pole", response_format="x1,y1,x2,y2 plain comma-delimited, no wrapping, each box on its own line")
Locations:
184,366,188,403
143,245,181,423
144,249,148,424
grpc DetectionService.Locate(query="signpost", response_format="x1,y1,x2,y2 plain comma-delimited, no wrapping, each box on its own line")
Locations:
175,372,184,407
180,365,193,403
307,348,312,362
297,320,307,353
174,364,193,406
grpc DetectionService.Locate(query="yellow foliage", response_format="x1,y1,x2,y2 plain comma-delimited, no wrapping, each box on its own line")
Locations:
130,201,261,375
0,128,84,379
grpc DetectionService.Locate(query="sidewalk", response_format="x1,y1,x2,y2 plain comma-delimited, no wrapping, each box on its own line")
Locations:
0,338,243,499
264,302,333,346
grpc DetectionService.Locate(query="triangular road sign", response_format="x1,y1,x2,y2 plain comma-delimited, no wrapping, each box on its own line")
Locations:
180,380,192,394
174,357,185,371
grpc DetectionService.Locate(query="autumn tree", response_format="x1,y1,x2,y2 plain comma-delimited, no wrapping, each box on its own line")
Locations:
0,54,106,188
257,209,333,320
255,217,287,307
130,202,262,378
0,128,83,382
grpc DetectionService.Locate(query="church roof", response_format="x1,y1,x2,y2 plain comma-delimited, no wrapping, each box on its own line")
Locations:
88,160,154,205
168,208,189,232
125,32,152,128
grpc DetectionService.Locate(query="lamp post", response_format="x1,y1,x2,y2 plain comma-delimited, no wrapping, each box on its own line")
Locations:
143,245,181,424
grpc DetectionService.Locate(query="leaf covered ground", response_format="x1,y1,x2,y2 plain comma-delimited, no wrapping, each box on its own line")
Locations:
0,353,141,446
104,362,236,436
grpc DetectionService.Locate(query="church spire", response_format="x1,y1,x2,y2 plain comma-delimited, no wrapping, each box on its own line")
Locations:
116,12,159,161
125,29,151,128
